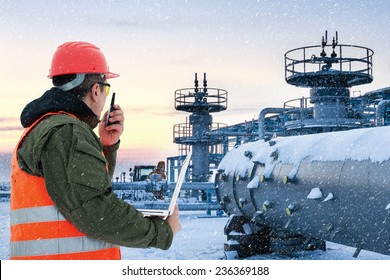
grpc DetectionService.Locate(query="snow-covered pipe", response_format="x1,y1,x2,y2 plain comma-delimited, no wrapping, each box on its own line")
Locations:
216,126,390,256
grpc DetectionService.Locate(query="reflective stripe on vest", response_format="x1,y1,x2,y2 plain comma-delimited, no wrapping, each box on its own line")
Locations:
10,112,120,260
11,205,66,226
11,237,116,258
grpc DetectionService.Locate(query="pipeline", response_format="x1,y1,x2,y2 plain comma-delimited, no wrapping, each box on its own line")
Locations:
258,107,286,139
376,99,390,126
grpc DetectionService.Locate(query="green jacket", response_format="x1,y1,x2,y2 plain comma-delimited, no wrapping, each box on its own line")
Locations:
16,88,173,250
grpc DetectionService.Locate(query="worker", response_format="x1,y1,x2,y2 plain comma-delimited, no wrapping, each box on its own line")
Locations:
10,41,181,260
148,161,167,199
148,161,167,180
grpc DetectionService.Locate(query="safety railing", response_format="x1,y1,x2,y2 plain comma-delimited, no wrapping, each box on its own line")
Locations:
175,87,228,112
285,44,374,87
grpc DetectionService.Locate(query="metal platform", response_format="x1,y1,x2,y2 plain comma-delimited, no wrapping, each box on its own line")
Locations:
285,43,373,88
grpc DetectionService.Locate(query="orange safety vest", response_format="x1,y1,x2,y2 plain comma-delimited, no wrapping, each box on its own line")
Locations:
10,112,121,260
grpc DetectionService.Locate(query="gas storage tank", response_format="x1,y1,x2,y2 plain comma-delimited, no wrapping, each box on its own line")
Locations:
216,126,390,257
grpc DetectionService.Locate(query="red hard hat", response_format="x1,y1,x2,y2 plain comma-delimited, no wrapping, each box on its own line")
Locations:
48,41,119,79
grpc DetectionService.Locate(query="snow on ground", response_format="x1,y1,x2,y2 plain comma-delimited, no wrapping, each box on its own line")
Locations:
1,201,389,260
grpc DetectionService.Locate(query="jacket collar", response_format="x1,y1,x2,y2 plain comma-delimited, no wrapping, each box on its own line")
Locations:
21,87,100,129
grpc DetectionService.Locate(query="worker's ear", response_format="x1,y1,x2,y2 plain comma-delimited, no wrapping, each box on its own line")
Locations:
90,83,100,102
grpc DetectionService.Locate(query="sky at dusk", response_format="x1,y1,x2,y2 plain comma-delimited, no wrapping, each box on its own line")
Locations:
1,0,390,181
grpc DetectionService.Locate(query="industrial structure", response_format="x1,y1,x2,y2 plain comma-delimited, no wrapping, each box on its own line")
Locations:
213,31,390,258
168,73,260,183
164,31,390,258
167,73,227,182
111,31,390,258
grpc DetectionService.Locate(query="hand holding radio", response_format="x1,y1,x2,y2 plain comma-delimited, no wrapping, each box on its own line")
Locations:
106,92,119,127
99,92,124,147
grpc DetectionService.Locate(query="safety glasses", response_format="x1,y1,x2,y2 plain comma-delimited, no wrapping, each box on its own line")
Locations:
98,82,111,96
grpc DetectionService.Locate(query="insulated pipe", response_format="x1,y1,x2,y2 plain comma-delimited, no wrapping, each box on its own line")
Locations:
258,108,286,139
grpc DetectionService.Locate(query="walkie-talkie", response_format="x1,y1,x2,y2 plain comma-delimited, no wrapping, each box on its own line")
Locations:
105,92,116,127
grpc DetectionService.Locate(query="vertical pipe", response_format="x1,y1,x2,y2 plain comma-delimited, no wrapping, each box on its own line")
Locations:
190,112,212,182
